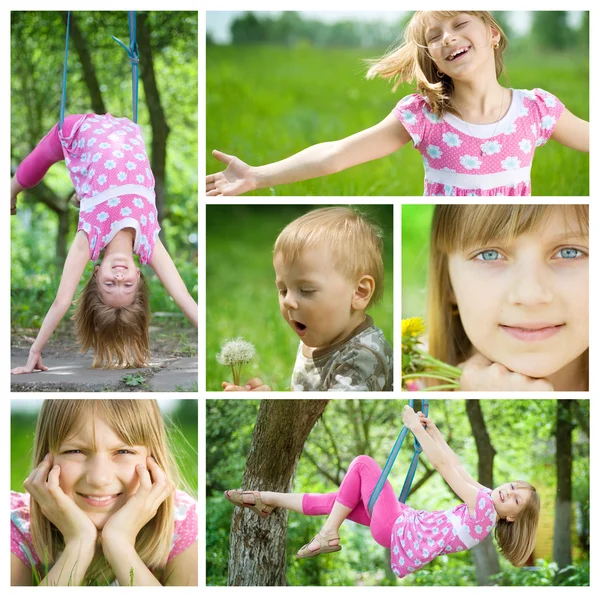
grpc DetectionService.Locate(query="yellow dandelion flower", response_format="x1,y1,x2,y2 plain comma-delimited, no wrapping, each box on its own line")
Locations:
402,317,425,338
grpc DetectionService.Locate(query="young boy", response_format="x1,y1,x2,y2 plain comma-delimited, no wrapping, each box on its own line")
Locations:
223,207,393,391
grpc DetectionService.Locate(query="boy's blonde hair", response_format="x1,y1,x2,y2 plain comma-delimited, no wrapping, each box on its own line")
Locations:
72,271,151,369
427,204,589,368
495,481,541,567
366,11,508,117
273,207,385,307
29,400,185,584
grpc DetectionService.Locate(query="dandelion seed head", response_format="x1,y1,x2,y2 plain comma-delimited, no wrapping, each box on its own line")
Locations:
216,338,256,366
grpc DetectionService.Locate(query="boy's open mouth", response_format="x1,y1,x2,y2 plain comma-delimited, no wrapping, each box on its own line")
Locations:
292,320,307,336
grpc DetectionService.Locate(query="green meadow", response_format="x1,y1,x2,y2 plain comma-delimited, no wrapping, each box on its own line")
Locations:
206,45,588,196
206,205,393,391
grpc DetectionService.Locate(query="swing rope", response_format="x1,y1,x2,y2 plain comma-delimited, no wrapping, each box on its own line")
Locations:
367,398,430,517
59,11,140,131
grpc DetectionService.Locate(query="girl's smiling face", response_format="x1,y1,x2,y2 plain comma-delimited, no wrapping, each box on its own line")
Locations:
54,416,148,530
492,482,532,522
425,13,499,79
448,208,589,380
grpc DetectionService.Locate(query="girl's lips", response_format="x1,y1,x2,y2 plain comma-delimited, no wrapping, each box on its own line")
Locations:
500,324,564,341
77,492,122,508
446,46,471,61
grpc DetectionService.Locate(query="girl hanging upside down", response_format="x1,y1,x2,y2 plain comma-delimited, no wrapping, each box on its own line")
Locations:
11,113,198,373
225,405,540,578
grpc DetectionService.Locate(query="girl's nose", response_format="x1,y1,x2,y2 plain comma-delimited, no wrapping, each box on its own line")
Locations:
85,455,114,487
442,30,457,46
507,263,553,306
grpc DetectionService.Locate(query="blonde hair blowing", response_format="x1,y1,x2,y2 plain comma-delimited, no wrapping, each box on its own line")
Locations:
366,11,508,117
29,400,185,583
426,205,589,367
72,271,151,369
495,481,541,567
273,207,385,307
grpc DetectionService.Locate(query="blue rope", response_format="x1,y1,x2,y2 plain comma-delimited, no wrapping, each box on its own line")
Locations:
367,399,430,517
59,11,71,131
111,11,139,122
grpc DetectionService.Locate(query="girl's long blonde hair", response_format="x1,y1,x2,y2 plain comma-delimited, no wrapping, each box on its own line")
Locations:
495,481,541,567
72,271,151,369
427,204,589,369
29,400,185,584
366,11,508,117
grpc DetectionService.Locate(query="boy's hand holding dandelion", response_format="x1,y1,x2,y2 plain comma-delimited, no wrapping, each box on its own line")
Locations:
206,150,257,196
222,377,272,392
459,352,554,391
217,338,270,390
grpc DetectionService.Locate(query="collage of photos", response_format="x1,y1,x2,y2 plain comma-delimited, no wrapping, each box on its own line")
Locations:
7,7,591,590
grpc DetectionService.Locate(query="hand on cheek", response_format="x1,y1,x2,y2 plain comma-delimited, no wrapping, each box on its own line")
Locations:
459,352,554,391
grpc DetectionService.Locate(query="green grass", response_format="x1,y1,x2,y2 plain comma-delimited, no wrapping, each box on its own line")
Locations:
206,205,393,391
207,45,588,196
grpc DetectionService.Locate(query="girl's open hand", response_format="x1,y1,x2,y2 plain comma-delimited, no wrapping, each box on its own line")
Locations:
11,350,49,375
222,378,272,391
206,150,256,196
23,454,98,547
459,352,554,391
101,456,174,549
402,405,420,430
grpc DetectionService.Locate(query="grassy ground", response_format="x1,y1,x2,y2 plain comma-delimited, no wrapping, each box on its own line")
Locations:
206,204,393,391
207,45,588,196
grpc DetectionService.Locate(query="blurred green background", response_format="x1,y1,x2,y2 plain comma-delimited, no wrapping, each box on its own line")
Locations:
11,399,198,496
207,399,589,586
206,205,393,391
11,12,198,338
402,204,434,320
206,11,588,196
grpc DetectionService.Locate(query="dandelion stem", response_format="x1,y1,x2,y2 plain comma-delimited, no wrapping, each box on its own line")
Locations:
421,383,460,391
402,372,459,384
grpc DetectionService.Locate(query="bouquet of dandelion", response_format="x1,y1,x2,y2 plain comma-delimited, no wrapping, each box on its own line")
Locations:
402,317,462,391
217,338,256,386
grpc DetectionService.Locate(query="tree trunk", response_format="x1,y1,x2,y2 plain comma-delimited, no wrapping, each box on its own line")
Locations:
465,400,501,585
227,399,329,586
553,400,573,569
137,13,169,244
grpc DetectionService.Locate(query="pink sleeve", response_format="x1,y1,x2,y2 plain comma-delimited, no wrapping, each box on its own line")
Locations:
167,491,198,563
463,488,496,540
526,88,565,147
392,94,429,148
15,114,82,188
10,492,38,569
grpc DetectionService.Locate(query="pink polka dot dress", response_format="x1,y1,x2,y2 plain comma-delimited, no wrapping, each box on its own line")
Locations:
390,488,497,578
10,490,197,578
393,88,564,196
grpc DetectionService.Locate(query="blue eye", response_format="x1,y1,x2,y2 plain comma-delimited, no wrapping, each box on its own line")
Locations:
556,248,583,259
475,250,502,261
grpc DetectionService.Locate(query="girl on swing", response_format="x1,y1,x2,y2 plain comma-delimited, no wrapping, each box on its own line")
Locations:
225,405,539,578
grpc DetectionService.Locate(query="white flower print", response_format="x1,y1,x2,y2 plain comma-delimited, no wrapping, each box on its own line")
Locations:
399,556,405,565
136,174,145,184
134,153,146,161
82,221,91,233
149,211,155,224
445,545,453,552
411,133,421,146
117,129,127,136
407,549,413,558
133,197,144,208
81,123,90,132
113,150,124,158
519,138,532,154
102,123,112,129
90,236,97,250
401,109,417,125
94,128,104,135
441,167,457,172
87,137,97,148
444,184,454,196
501,156,521,170
71,166,80,173
414,559,422,566
117,171,127,182
107,197,121,207
541,115,556,130
393,545,399,555
140,214,147,226
481,140,502,156
130,138,140,145
153,229,159,241
460,155,482,170
536,137,546,147
422,157,430,169
78,139,85,148
543,94,556,108
422,105,442,124
531,123,537,136
518,106,529,118
442,527,449,535
99,142,110,149
438,539,444,547
123,143,132,151
427,145,442,159
475,524,483,535
478,497,486,509
141,234,149,247
503,123,517,135
407,531,412,540
81,183,91,193
522,89,537,101
96,211,109,222
81,167,89,176
120,207,133,217
442,132,462,147
456,546,463,552
80,153,87,163
126,161,136,171
104,159,116,170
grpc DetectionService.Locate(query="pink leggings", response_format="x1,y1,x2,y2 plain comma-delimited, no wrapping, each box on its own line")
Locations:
302,455,406,548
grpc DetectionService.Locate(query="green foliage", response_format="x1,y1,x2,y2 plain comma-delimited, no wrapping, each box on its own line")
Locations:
207,44,588,196
491,559,589,586
206,205,393,391
121,373,147,387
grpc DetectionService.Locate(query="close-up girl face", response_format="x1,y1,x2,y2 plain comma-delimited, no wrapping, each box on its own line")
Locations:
95,252,141,308
448,207,589,379
53,415,149,529
424,12,499,80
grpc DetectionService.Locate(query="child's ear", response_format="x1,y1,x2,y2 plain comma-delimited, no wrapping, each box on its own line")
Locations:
490,26,501,47
93,265,99,276
352,275,375,310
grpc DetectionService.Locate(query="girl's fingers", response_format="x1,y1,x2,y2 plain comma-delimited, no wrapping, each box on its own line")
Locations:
206,189,221,197
136,464,153,494
146,457,170,500
46,465,64,499
31,455,53,486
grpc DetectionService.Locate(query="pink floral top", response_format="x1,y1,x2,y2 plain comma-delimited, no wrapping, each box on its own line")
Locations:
393,88,564,196
390,488,496,578
10,490,197,571
59,113,160,264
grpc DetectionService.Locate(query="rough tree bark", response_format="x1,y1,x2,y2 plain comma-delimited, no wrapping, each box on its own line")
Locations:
465,400,501,585
228,399,329,586
553,400,573,569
